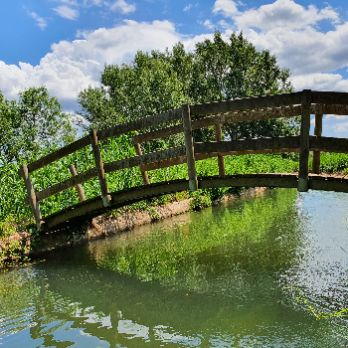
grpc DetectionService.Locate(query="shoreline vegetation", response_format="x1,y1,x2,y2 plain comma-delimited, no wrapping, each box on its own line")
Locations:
1,32,347,268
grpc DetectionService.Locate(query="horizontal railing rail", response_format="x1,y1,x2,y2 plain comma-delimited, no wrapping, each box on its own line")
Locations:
20,90,348,230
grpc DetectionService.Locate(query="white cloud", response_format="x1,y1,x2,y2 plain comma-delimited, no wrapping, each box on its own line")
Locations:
202,19,214,30
28,11,47,30
0,20,183,110
213,0,238,17
291,73,348,91
54,5,79,20
234,0,339,31
110,0,136,14
210,0,348,96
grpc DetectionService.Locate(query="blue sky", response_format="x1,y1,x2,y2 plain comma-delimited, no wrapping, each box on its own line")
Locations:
1,0,348,136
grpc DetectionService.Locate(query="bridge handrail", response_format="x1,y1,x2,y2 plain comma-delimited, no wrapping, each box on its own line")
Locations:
19,89,348,230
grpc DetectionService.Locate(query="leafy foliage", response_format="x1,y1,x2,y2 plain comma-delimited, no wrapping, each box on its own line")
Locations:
79,32,295,141
0,87,75,164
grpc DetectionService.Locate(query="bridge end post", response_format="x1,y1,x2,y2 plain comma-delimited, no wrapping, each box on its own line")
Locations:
182,104,198,191
20,164,43,230
298,89,311,192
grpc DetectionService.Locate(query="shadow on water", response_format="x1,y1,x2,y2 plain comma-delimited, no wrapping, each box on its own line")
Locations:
0,189,347,347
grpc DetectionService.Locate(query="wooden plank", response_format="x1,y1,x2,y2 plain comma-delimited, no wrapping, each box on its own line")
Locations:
104,146,186,173
311,91,348,105
98,108,182,140
215,123,225,176
20,164,42,229
312,104,348,115
309,136,348,153
308,175,348,193
43,179,189,230
200,174,298,190
133,124,183,144
298,90,311,192
69,165,86,202
190,92,303,117
182,104,198,190
132,105,303,144
90,130,110,207
194,136,300,154
44,197,105,230
312,113,323,174
36,167,98,201
134,143,150,185
27,136,90,172
142,153,214,172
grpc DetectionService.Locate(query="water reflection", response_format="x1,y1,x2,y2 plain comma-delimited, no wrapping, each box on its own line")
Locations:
0,189,347,347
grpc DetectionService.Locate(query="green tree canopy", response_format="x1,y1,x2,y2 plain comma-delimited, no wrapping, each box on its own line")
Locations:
79,32,295,140
0,87,75,164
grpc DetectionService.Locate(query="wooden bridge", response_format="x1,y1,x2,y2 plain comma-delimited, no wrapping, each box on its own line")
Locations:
20,90,348,230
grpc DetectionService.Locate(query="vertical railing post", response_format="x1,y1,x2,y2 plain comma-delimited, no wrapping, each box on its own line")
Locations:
90,129,111,207
134,142,150,185
69,164,86,202
215,122,225,177
20,164,42,230
312,112,323,174
298,89,311,192
182,104,198,191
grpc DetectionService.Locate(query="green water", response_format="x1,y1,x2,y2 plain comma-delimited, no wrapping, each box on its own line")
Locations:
0,189,347,347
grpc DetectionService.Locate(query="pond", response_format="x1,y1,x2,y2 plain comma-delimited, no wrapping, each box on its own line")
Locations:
0,189,347,347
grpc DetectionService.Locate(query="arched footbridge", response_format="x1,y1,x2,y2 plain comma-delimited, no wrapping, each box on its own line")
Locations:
20,90,348,230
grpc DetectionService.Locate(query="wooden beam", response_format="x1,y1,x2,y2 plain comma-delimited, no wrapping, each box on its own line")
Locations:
298,90,311,192
311,91,348,105
194,136,300,154
308,175,348,193
309,136,348,153
90,129,110,207
27,136,90,172
20,164,42,230
98,108,182,140
36,167,97,202
190,92,303,117
43,179,189,230
200,174,298,190
69,164,86,202
104,146,186,173
134,143,150,185
182,104,198,191
312,113,323,174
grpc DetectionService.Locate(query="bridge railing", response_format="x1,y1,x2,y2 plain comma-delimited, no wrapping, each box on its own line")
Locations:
20,90,348,230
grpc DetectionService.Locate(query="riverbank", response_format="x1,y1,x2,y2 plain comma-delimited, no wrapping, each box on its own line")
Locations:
0,186,268,268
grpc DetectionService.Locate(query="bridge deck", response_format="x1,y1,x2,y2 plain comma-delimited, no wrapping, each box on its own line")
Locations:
20,90,348,231
42,173,348,230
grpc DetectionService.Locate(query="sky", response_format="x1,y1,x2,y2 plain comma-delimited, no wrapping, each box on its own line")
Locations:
1,0,348,136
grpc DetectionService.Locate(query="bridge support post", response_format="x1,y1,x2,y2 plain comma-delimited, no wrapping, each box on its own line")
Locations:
134,142,150,185
215,122,225,177
182,104,198,191
20,164,43,230
298,90,311,192
90,129,111,207
312,113,323,174
69,164,86,202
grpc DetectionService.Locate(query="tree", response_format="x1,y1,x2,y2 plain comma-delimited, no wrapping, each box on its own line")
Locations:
0,87,75,164
79,32,295,140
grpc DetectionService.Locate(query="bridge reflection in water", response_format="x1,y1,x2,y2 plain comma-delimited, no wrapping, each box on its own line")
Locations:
20,90,348,230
